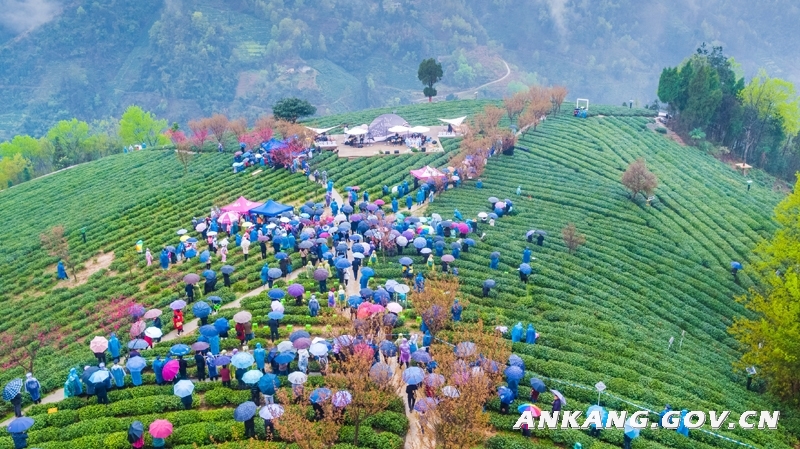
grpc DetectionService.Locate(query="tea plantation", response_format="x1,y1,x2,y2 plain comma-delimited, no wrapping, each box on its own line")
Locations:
0,100,797,449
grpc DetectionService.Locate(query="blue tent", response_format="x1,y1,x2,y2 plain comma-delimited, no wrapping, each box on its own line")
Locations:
262,138,288,152
250,200,293,217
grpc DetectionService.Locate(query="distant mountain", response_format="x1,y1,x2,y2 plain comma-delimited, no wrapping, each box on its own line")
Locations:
0,0,797,139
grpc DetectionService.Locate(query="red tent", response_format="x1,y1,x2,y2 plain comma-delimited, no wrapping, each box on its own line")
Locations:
221,196,263,213
410,165,445,180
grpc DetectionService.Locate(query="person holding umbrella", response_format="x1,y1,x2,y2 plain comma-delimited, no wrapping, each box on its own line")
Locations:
267,316,280,342
173,309,184,336
8,417,34,449
451,299,463,322
195,351,207,381
128,421,145,448
152,356,164,385
94,373,110,405
5,379,24,417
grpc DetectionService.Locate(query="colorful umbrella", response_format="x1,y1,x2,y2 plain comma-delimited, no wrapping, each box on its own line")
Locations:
161,360,180,381
89,336,109,352
287,284,305,297
310,387,332,403
518,403,542,417
173,380,194,398
332,390,352,407
259,404,284,420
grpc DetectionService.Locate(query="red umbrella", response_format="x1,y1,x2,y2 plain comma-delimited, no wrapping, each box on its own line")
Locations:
357,303,373,319
129,321,146,337
149,419,173,438
162,360,180,381
353,343,374,357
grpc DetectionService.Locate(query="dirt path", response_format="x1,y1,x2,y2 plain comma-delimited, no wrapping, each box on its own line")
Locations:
53,252,115,289
454,59,511,98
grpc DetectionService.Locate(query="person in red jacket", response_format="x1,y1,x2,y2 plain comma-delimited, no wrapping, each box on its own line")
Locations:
235,322,246,344
220,365,231,388
173,310,184,336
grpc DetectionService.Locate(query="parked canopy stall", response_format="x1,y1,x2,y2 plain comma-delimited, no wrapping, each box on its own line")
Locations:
410,165,446,180
249,200,293,217
221,197,263,213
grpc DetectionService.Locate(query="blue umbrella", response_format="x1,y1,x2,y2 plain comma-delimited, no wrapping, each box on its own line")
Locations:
289,330,311,342
490,251,500,260
411,351,432,363
504,365,524,382
214,318,230,333
360,288,374,297
221,265,235,275
403,367,425,385
379,341,397,356
624,419,641,439
192,301,211,318
170,344,191,357
498,386,514,403
127,339,149,350
413,237,427,249
268,268,283,279
3,379,23,400
207,295,222,305
369,363,393,384
483,279,496,288
310,388,332,404
173,379,195,398
509,355,524,368
258,374,280,395
399,257,413,266
199,325,219,338
215,356,232,367
275,252,289,260
519,263,532,275
530,378,547,393
186,237,198,243
243,370,263,385
274,352,295,364
731,261,743,270
338,222,351,231
232,352,255,369
352,243,365,253
348,295,363,307
89,370,110,383
202,269,216,279
587,405,609,426
464,238,476,246
268,311,284,320
489,213,498,220
7,417,34,433
349,234,362,242
335,259,352,269
360,267,375,277
268,289,286,300
234,401,258,422
373,288,389,302
126,356,147,371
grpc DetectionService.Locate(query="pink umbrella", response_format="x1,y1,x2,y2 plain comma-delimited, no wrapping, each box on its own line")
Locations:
162,360,180,381
293,338,312,349
319,232,330,238
143,309,162,320
374,199,385,206
386,302,403,314
456,223,470,234
149,419,173,438
356,303,373,319
369,304,385,315
217,211,240,225
129,321,146,337
89,336,108,353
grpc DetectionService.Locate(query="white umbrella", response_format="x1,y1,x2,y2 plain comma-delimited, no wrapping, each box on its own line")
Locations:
309,343,328,356
277,341,295,353
144,327,163,338
346,127,368,136
177,229,188,235
288,371,308,385
305,126,338,134
388,125,410,133
259,404,285,420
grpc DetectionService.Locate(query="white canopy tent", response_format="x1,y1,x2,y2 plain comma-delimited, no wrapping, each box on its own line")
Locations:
409,126,430,133
345,126,368,136
438,116,467,127
305,126,338,134
388,125,410,133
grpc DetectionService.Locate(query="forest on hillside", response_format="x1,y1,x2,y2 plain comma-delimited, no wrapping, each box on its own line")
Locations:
0,0,798,138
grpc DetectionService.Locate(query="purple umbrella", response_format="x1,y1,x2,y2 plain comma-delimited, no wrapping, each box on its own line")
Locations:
332,390,352,407
402,230,415,239
313,269,329,281
129,304,145,318
191,342,210,351
293,338,312,349
441,255,455,263
287,284,305,297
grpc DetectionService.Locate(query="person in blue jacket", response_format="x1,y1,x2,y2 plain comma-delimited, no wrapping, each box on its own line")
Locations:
308,295,320,317
490,256,499,270
511,322,524,342
159,249,169,269
66,368,82,397
129,362,144,386
331,200,339,216
56,260,68,280
110,363,125,388
254,343,267,373
24,373,41,404
391,197,399,213
327,179,334,193
406,195,413,210
451,299,462,322
153,356,164,385
416,189,424,205
260,263,270,286
525,324,536,344
451,242,460,259
108,333,121,362
677,410,690,436
522,247,531,264
10,430,28,449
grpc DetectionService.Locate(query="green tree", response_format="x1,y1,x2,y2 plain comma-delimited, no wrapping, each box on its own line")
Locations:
46,119,93,169
119,105,169,148
0,153,32,189
0,135,53,175
272,98,317,123
739,70,800,164
418,58,444,102
730,178,800,401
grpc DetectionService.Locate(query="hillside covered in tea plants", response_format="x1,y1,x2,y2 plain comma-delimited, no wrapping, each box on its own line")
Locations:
0,100,797,449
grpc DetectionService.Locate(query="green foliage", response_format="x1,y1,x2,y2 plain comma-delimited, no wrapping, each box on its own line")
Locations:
119,105,169,147
272,98,317,123
46,119,95,169
418,58,443,100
